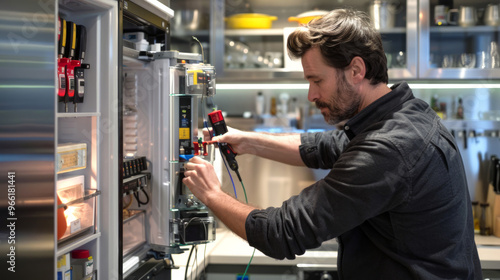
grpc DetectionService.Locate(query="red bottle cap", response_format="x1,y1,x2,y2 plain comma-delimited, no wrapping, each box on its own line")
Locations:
72,249,90,259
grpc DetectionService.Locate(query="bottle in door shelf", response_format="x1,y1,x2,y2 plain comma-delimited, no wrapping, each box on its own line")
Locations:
71,249,94,280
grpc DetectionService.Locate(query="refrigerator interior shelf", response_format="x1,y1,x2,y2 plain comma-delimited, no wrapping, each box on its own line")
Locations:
57,232,102,257
58,189,101,209
57,112,101,118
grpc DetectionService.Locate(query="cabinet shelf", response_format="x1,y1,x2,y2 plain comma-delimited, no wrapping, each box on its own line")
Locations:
57,112,101,118
223,27,406,37
430,25,500,34
172,29,210,38
217,68,416,82
57,232,101,257
225,28,285,36
442,119,500,132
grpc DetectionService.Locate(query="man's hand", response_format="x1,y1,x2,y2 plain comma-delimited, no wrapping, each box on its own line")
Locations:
203,126,250,155
182,156,222,205
182,155,255,240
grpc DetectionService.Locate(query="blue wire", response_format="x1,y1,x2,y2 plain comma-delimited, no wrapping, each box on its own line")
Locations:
203,118,238,199
219,146,238,199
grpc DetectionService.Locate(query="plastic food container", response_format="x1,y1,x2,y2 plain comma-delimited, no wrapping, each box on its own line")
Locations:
225,13,277,29
288,10,329,25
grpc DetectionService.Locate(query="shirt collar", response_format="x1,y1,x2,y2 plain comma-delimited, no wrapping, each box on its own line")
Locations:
343,81,415,140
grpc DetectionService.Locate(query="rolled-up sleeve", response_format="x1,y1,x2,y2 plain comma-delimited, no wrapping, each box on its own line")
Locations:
299,130,349,169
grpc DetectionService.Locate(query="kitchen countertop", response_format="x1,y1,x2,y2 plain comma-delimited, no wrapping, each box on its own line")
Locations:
172,228,500,279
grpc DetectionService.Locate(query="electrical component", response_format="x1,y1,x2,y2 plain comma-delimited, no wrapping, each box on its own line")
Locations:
122,173,149,195
123,156,148,178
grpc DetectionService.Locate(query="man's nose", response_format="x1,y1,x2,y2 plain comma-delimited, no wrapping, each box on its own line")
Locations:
308,87,319,102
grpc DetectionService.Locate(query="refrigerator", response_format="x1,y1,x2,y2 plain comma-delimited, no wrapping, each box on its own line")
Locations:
0,0,217,279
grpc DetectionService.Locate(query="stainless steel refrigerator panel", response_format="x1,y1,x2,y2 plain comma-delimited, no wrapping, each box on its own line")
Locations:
0,1,56,279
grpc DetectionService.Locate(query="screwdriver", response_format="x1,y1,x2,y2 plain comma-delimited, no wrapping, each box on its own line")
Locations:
57,17,68,111
73,24,89,112
64,21,77,112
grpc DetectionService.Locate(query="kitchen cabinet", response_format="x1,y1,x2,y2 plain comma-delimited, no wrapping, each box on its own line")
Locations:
210,0,417,82
173,0,500,81
420,0,500,79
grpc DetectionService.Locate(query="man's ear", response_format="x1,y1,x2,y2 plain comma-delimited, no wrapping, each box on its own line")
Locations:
346,56,366,84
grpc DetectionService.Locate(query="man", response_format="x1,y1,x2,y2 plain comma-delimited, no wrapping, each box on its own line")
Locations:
182,9,482,279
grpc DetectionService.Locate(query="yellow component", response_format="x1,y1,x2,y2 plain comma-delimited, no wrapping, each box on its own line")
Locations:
62,19,67,47
71,22,76,50
187,69,203,85
179,128,190,140
225,13,278,29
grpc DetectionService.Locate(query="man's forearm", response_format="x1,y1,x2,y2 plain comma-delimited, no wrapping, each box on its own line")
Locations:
242,132,304,166
205,191,255,240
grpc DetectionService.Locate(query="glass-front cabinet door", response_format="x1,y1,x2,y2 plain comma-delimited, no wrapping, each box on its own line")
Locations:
170,0,418,82
420,0,500,79
217,0,418,82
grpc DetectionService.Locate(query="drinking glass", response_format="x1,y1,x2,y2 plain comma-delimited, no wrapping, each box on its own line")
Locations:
459,53,476,68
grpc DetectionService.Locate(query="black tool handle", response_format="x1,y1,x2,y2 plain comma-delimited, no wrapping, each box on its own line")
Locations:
76,25,87,62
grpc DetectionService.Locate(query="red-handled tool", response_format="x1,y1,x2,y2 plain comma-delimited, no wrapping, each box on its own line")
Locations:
208,110,239,172
64,21,77,112
57,17,69,110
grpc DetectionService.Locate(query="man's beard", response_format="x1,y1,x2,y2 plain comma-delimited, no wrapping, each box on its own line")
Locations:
315,72,361,125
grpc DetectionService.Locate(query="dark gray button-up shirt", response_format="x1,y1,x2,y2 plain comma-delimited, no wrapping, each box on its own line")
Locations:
245,82,482,279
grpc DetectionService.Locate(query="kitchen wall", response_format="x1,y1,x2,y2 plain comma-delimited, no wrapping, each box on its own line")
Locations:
213,84,500,206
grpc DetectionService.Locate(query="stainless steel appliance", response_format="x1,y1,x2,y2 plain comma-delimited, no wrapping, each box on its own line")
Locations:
120,1,218,278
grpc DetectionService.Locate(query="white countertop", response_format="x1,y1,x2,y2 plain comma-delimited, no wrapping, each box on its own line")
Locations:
172,228,500,279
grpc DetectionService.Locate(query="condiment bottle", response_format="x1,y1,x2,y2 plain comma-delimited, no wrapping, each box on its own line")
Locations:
71,249,93,280
456,97,464,119
270,97,277,116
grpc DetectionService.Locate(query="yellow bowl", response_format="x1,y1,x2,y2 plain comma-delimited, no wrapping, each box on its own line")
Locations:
225,13,278,29
288,16,322,25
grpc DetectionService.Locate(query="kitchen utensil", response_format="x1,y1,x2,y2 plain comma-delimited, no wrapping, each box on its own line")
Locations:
490,41,500,68
394,51,406,68
368,0,399,30
225,13,277,29
442,54,455,68
172,9,209,31
447,6,477,27
485,4,500,27
459,53,476,68
288,10,329,25
477,51,492,69
434,5,449,25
